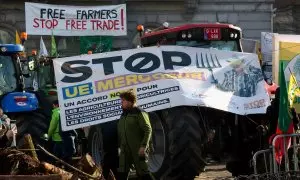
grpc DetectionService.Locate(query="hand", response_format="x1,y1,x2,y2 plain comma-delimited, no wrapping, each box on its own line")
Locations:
138,147,146,157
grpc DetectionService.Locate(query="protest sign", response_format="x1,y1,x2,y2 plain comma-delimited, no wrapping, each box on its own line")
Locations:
25,2,127,36
53,46,270,130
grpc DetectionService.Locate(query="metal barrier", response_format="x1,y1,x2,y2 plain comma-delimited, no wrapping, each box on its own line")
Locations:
235,171,300,180
252,148,273,175
271,134,300,174
247,133,300,180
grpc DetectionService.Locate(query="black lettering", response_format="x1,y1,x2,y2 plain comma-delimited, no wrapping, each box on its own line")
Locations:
92,56,123,75
162,51,191,70
47,9,53,18
53,9,59,18
111,10,117,18
61,60,92,83
82,10,87,19
40,9,46,18
125,53,160,73
94,10,101,19
88,10,94,19
107,10,111,19
60,9,66,19
101,10,106,19
76,10,81,19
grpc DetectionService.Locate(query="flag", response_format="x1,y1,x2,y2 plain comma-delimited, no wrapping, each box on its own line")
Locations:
15,31,21,44
39,36,48,57
51,32,57,57
288,73,299,107
79,36,112,54
274,62,294,164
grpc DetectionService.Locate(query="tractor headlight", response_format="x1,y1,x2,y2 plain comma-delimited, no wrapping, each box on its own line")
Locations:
0,47,7,52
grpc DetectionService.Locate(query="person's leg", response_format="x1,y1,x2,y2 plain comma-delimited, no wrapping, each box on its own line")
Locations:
133,156,153,180
103,152,113,179
118,150,131,180
53,141,64,159
62,136,74,164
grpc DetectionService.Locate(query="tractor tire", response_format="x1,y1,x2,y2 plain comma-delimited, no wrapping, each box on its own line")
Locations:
88,125,104,166
15,110,51,161
148,112,170,178
16,110,50,144
149,107,206,180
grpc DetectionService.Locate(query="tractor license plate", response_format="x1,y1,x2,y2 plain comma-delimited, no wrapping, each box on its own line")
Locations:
204,28,221,40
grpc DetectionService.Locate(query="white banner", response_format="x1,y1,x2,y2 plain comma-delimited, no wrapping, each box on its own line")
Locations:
53,46,270,131
25,2,127,36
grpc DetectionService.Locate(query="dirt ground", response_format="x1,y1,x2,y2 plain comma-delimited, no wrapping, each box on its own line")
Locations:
195,162,234,180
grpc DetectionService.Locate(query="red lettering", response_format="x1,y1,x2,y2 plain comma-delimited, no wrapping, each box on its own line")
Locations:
33,18,39,28
71,20,76,29
90,20,96,30
66,20,69,30
90,20,120,30
82,20,87,30
53,19,58,28
33,18,58,29
114,20,120,30
97,21,102,30
40,19,46,28
66,19,87,30
45,20,52,29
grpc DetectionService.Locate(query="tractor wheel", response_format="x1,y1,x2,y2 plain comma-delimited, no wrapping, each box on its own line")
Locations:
15,110,51,160
148,112,170,178
88,125,104,166
149,107,206,180
16,110,50,144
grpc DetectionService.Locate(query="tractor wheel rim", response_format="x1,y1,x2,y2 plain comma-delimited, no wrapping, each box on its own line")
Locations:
91,131,103,165
148,116,166,173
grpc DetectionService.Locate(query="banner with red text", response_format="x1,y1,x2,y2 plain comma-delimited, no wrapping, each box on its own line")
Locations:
25,2,127,36
53,46,270,130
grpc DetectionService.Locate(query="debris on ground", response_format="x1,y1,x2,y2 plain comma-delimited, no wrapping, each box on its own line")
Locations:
0,148,45,175
0,135,115,180
0,147,110,179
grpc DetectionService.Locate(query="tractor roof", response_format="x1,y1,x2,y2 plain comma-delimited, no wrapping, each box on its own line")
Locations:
0,44,24,54
141,23,242,39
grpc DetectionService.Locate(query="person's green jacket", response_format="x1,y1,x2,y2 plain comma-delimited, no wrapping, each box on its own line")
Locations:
48,107,62,142
118,106,152,174
118,107,152,150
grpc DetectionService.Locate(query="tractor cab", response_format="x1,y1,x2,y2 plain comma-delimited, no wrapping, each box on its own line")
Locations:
0,44,38,113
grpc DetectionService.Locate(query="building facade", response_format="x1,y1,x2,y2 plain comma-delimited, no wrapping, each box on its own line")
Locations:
0,0,274,56
274,0,300,34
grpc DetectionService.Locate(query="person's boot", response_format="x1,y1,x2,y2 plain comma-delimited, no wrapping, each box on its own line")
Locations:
117,172,129,180
140,173,154,180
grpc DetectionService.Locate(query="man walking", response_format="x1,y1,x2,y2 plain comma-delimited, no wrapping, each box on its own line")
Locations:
48,100,76,164
117,90,153,180
48,100,63,159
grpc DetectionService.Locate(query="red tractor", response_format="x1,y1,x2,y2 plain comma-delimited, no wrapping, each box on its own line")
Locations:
136,23,271,179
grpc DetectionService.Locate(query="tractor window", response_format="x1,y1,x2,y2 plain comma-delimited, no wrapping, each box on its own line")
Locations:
38,65,52,89
176,40,239,52
0,55,17,95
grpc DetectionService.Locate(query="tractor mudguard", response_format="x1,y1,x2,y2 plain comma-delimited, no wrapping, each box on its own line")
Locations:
1,92,38,113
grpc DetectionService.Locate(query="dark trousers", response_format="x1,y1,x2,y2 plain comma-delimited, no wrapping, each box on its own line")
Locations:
103,149,119,179
53,137,75,164
118,171,153,180
62,136,76,164
53,141,64,159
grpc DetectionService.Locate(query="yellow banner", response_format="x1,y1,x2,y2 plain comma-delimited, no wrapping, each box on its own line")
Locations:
279,42,300,113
